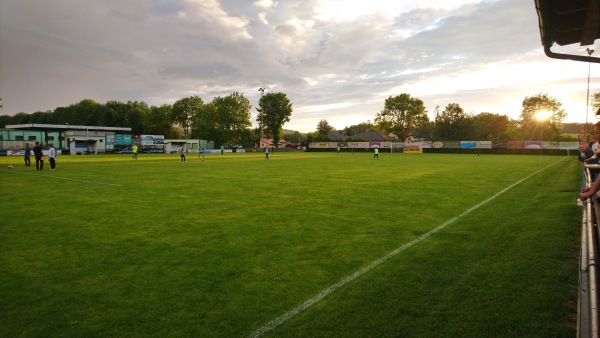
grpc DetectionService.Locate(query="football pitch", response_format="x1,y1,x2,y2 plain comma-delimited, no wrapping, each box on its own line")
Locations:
0,152,581,337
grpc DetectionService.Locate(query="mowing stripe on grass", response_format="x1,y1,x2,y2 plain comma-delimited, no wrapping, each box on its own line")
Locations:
6,171,123,187
249,157,565,338
0,186,116,199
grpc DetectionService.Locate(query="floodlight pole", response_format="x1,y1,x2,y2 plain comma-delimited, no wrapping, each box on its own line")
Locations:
586,48,594,144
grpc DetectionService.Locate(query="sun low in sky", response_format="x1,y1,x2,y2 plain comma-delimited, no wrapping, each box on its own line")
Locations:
535,110,551,121
0,0,597,132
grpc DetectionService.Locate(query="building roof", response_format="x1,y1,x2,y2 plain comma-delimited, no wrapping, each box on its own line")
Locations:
535,0,600,63
355,131,385,141
260,138,288,145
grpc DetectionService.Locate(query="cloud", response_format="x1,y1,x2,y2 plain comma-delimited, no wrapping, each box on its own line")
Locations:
0,0,596,133
254,0,277,10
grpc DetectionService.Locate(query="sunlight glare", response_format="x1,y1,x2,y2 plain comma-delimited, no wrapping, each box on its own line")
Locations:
535,110,550,121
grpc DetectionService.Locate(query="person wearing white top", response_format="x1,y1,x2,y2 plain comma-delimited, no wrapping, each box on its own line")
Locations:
585,123,600,163
48,144,57,170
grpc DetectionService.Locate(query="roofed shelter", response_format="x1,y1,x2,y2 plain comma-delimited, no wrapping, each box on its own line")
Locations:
535,2,600,336
2,123,131,154
535,0,600,63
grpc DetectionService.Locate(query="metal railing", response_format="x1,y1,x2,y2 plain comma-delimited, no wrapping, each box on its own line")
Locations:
580,164,600,338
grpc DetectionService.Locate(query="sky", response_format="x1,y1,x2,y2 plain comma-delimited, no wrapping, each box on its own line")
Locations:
1,0,598,133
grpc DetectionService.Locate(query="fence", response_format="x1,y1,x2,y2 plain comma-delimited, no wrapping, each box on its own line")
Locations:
579,164,600,338
308,141,579,150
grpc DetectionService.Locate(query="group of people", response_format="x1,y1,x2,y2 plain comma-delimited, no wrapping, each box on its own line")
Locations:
178,146,206,163
23,142,57,171
579,122,600,200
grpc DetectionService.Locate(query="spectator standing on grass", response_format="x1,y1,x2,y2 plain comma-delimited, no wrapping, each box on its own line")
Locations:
374,147,379,160
33,142,43,170
132,144,138,160
265,146,269,160
179,145,186,163
337,145,340,153
39,152,45,170
48,144,57,170
220,145,224,155
199,146,204,160
24,143,31,166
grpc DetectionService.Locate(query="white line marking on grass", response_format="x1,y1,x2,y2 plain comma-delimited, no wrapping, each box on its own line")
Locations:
249,158,565,338
6,171,123,187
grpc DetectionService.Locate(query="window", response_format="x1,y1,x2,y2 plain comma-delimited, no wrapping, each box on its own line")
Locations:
28,136,36,141
16,136,24,141
48,136,55,141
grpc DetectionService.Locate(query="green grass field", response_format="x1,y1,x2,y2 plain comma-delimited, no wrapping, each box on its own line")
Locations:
0,151,581,337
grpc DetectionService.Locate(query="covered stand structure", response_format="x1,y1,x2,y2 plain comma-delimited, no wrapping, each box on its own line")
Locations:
535,1,600,337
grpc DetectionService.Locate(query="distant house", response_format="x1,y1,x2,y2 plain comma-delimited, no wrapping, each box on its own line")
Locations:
328,130,348,140
257,138,288,148
285,142,301,149
561,122,591,142
354,131,385,141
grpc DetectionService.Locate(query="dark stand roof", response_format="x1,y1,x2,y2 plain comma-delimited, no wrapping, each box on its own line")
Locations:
535,0,600,63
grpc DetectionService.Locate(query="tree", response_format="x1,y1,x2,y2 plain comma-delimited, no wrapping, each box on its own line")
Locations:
173,96,204,138
30,111,54,124
0,114,11,128
50,99,106,126
519,93,566,141
283,130,302,143
146,104,174,137
238,128,256,148
591,92,600,115
316,119,334,137
196,92,252,147
434,103,472,140
256,92,292,148
344,121,374,137
123,101,149,135
471,113,509,141
374,94,429,141
12,112,32,124
104,101,129,127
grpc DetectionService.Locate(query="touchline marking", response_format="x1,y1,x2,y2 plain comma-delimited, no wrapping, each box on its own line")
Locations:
249,158,565,338
6,171,122,187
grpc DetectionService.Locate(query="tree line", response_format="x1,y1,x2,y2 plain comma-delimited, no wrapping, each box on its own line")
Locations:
309,92,580,143
0,93,293,148
0,92,588,147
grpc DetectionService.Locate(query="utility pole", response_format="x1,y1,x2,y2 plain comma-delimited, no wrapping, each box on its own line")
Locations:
586,48,594,144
